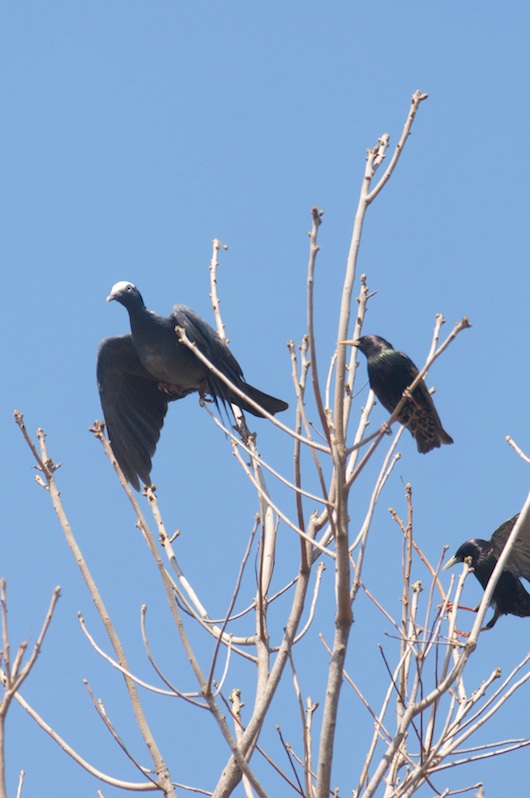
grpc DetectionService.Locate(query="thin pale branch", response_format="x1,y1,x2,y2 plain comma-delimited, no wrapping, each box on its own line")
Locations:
209,238,229,340
231,443,336,559
366,90,429,204
176,325,330,454
14,415,176,796
506,435,530,464
306,207,331,438
12,689,160,790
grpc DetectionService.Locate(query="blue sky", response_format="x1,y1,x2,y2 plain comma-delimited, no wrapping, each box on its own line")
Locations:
3,3,530,796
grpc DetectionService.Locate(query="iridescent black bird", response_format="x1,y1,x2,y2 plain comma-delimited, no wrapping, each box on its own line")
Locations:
444,514,530,629
344,334,453,453
97,281,288,490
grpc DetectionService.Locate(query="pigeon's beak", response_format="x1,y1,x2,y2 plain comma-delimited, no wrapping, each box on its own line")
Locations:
106,292,116,303
442,555,459,571
338,340,359,347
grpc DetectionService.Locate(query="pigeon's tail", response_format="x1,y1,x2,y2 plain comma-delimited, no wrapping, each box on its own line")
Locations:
231,383,289,417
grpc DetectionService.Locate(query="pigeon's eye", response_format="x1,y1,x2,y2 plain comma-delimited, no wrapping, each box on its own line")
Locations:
126,285,132,292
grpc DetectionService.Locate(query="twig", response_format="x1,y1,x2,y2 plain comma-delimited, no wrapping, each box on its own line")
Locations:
276,725,305,796
231,444,336,559
201,389,331,505
145,485,257,651
306,207,330,439
209,238,229,340
84,682,158,786
366,91,429,204
140,606,209,708
78,613,200,700
229,691,254,798
207,522,258,692
287,651,313,796
332,92,429,452
12,689,160,790
288,337,331,535
15,771,24,798
341,273,375,432
14,417,177,794
313,93,432,796
288,562,326,647
0,582,61,798
506,435,530,465
177,325,330,454
217,692,302,794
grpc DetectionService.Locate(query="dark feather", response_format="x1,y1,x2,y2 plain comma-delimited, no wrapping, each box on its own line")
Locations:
97,282,288,489
352,334,453,453
490,514,530,580
444,513,530,628
97,336,187,490
171,305,287,416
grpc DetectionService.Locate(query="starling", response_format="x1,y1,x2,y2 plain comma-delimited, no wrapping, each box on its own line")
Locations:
97,281,288,489
345,334,453,453
444,513,530,628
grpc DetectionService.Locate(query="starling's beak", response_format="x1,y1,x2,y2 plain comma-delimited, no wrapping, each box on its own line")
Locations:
339,340,359,347
443,555,459,571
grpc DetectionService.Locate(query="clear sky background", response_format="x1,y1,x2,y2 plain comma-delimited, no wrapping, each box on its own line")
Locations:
3,3,530,796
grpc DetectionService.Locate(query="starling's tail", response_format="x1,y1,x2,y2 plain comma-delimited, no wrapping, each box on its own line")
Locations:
231,383,289,417
415,427,453,453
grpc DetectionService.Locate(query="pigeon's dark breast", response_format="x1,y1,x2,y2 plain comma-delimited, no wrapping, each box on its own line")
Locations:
138,342,205,389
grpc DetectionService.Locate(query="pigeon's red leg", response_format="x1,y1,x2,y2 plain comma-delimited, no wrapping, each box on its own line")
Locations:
158,381,186,397
198,379,214,406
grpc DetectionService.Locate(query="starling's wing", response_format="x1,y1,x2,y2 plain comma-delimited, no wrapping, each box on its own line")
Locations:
402,379,453,453
491,514,530,582
366,350,417,414
368,352,452,453
172,305,288,417
97,335,178,490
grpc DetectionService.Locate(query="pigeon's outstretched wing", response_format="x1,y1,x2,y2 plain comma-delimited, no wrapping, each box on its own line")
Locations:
491,514,530,582
97,335,185,490
172,305,289,417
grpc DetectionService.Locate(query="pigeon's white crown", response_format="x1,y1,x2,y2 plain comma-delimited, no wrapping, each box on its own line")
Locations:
110,280,136,295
